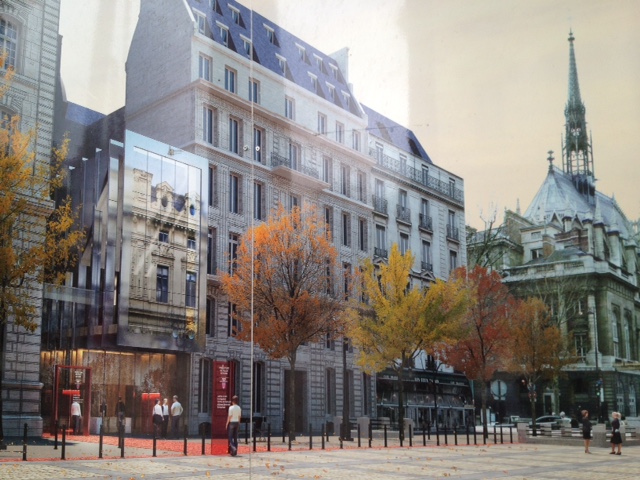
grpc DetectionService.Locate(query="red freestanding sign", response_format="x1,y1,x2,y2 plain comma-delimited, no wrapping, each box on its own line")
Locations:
212,361,236,443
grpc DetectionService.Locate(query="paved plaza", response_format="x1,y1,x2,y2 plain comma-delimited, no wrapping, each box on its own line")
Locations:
0,441,638,479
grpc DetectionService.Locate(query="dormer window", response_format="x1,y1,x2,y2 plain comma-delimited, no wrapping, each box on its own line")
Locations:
296,44,306,61
241,36,251,56
329,64,338,79
218,24,229,46
276,54,286,74
265,25,275,44
313,54,323,71
309,73,318,91
342,92,350,110
326,83,335,102
196,13,206,34
229,6,240,25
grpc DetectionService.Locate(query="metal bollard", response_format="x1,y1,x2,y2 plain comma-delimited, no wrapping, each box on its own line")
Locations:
54,420,59,450
22,423,27,461
454,426,458,446
383,424,387,448
339,435,343,449
493,424,497,444
120,434,125,458
409,424,412,447
267,423,271,452
309,423,312,450
184,425,188,455
245,421,249,445
422,425,426,446
510,426,513,444
61,426,66,460
436,424,440,446
500,425,503,444
253,427,257,452
357,424,361,448
466,423,470,445
99,423,104,459
288,434,292,451
321,423,325,450
368,421,372,448
202,423,206,455
282,419,286,443
474,424,477,445
325,421,329,442
153,434,157,458
444,425,448,445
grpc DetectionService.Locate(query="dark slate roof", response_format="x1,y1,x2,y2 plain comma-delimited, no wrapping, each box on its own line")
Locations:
524,166,633,240
65,102,105,126
361,105,432,163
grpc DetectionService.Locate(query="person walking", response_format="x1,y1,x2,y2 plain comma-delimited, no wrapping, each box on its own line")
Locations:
581,410,592,453
70,399,82,435
152,398,163,437
161,398,170,439
116,396,126,434
171,395,183,438
610,411,623,455
226,395,241,456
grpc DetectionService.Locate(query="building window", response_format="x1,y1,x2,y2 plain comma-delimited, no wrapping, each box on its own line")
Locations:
228,117,239,154
342,92,351,110
249,78,260,103
0,18,17,70
375,143,383,161
327,83,335,102
326,368,336,415
185,272,197,307
228,303,238,337
314,54,323,71
156,265,169,303
422,241,432,271
317,112,326,135
187,235,196,250
228,233,239,274
230,7,240,24
219,24,229,46
324,206,333,240
253,127,263,163
159,230,169,243
422,166,429,185
196,13,206,34
208,166,216,207
341,212,350,247
356,170,365,202
198,358,212,413
207,227,216,275
253,362,265,414
224,67,236,93
203,106,215,144
447,210,458,241
287,193,299,212
335,122,344,143
352,130,360,151
343,262,351,300
288,142,300,170
329,63,338,79
340,164,350,197
253,182,263,221
400,233,409,255
309,73,318,92
296,44,306,61
285,96,295,120
375,225,386,258
1,109,12,130
358,217,367,251
326,333,335,350
265,25,275,44
199,54,211,81
241,36,251,56
229,174,240,214
449,250,458,273
322,156,332,185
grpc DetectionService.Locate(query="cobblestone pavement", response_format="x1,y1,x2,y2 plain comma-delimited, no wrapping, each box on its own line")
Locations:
0,443,638,479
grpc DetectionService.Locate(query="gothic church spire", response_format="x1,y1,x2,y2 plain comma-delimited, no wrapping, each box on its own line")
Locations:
563,30,595,203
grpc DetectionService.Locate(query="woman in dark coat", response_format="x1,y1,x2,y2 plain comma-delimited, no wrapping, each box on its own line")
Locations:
581,410,592,453
610,411,622,455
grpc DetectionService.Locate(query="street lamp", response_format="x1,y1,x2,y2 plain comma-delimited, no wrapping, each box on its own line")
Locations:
588,307,603,422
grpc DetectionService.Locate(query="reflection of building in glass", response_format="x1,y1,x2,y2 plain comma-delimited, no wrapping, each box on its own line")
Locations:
42,0,467,435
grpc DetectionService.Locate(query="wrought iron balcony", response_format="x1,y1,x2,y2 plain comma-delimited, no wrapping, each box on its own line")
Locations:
446,224,459,242
421,261,433,273
374,247,388,259
369,148,464,205
396,205,411,224
372,195,388,215
271,152,319,179
419,213,433,231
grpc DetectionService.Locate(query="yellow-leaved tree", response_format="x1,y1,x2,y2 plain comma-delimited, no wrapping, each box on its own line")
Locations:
0,58,84,443
221,205,345,440
349,243,468,433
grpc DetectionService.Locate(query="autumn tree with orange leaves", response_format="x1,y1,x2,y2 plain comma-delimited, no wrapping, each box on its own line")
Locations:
1,57,84,443
442,266,517,437
506,297,573,431
221,205,345,440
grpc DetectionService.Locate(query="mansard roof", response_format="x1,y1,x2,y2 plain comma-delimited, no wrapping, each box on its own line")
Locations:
524,166,633,239
361,104,432,163
189,0,360,116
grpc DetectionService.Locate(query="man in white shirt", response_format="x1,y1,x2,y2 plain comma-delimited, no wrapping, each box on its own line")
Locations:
171,395,183,438
70,400,81,434
226,395,241,456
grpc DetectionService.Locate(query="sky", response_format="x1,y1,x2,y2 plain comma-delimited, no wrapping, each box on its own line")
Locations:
58,0,640,230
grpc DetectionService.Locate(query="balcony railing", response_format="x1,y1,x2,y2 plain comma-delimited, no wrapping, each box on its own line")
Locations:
396,205,411,224
421,261,433,273
271,152,319,179
372,195,388,215
419,213,433,231
370,148,464,204
374,247,388,259
446,224,459,242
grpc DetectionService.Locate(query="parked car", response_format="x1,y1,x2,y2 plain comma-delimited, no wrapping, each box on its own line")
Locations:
529,415,570,429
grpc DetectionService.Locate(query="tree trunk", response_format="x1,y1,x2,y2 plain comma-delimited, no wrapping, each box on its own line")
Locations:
480,382,489,439
397,367,405,440
287,353,297,441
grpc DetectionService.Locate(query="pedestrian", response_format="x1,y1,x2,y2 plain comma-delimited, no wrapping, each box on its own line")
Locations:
581,409,592,453
116,396,126,435
161,398,170,439
171,395,183,438
610,411,622,455
152,398,163,437
226,395,241,456
71,399,82,435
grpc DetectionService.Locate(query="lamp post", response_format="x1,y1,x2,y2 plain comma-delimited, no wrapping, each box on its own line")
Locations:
588,307,603,422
